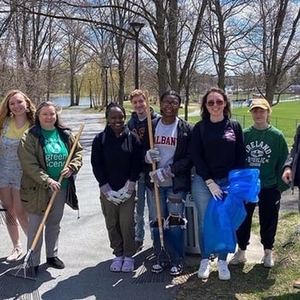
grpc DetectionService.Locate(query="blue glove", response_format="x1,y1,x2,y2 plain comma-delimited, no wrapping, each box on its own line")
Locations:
145,148,161,164
149,166,174,185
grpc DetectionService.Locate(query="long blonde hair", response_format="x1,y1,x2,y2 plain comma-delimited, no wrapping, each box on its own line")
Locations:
0,90,36,132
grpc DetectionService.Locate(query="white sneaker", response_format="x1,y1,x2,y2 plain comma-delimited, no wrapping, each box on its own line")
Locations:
263,250,274,268
218,260,231,280
229,249,247,265
197,258,210,279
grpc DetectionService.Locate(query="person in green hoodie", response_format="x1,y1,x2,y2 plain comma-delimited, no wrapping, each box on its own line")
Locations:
230,98,289,268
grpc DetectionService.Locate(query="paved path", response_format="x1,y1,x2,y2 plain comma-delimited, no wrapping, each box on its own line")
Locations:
0,106,299,300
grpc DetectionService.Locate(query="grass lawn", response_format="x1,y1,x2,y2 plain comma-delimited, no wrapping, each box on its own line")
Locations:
175,211,300,300
187,101,300,148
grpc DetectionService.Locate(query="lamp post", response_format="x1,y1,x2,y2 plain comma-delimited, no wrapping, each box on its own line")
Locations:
89,78,92,108
103,65,109,107
129,22,145,89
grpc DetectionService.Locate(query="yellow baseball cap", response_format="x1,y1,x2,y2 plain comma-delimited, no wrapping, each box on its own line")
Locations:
249,98,272,112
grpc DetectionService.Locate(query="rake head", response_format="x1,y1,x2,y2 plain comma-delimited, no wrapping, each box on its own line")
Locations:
157,246,171,266
6,250,36,281
9,264,37,281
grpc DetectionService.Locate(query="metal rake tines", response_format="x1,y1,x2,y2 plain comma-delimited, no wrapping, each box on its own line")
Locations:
0,203,18,226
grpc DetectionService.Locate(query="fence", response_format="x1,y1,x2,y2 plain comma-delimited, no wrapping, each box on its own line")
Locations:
232,114,300,148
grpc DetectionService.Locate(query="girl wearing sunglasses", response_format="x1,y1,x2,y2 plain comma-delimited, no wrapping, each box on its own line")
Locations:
190,87,246,281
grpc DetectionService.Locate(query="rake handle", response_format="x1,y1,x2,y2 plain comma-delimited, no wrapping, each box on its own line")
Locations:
145,91,165,248
27,123,84,255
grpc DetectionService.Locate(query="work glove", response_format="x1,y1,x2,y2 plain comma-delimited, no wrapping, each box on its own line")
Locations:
145,148,161,164
149,165,174,185
118,180,136,202
100,183,122,206
207,181,223,200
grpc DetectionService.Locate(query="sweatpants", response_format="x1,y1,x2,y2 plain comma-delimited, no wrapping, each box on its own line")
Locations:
236,186,281,250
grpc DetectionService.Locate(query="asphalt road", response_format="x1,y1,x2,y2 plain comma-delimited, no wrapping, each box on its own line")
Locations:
0,106,178,300
0,106,299,300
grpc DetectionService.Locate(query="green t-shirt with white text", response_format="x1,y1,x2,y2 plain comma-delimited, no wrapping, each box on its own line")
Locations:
42,128,68,188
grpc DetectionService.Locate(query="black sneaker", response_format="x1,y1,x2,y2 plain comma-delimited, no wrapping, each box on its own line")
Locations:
135,240,143,252
47,257,65,269
152,262,164,274
170,264,183,276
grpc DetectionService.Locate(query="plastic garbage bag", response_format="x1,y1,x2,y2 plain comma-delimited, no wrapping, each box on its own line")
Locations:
227,168,260,203
204,197,237,254
203,168,261,254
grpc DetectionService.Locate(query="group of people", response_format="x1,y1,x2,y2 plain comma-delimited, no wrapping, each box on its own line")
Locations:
1,90,83,275
91,86,300,287
2,87,300,287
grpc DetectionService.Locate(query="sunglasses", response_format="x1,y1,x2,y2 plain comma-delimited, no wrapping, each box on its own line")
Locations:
206,100,224,107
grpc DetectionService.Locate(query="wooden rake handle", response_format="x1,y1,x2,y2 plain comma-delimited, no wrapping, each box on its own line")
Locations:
29,123,84,253
145,91,165,247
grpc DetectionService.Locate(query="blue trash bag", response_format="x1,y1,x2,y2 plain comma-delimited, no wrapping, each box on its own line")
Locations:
227,168,261,203
203,197,237,254
222,193,247,230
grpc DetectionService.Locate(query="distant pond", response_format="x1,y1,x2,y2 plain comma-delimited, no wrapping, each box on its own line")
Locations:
49,96,90,107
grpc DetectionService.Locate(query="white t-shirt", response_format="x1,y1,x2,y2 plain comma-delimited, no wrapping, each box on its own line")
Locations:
154,117,178,186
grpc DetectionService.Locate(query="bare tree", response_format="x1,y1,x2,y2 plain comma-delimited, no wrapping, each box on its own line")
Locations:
202,0,253,90
61,19,90,106
243,0,300,104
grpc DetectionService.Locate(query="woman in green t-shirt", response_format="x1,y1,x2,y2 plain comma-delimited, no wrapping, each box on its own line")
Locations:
18,101,83,275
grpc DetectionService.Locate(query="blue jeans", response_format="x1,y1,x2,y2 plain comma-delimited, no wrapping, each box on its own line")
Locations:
149,186,186,220
150,186,187,265
191,174,229,261
135,173,155,242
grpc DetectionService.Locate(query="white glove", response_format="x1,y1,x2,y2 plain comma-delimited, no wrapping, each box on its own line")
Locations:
207,181,223,200
106,190,123,205
100,184,122,205
118,181,136,202
145,148,161,164
149,166,174,185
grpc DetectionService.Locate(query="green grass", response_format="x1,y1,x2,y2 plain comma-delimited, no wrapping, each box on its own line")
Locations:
176,211,300,300
187,101,300,148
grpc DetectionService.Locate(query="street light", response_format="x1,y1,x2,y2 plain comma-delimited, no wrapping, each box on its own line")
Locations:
129,22,145,89
103,65,109,107
89,78,92,108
